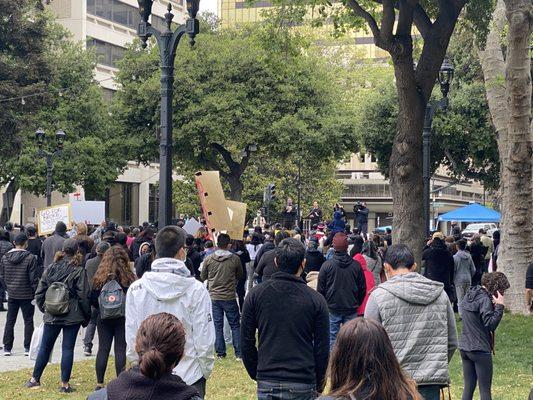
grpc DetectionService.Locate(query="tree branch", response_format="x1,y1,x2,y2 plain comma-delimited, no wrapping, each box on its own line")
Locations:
412,4,432,39
210,142,239,172
444,149,483,181
346,0,390,50
381,0,395,42
396,0,415,37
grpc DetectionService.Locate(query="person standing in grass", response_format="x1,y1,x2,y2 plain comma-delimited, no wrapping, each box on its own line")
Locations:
26,239,90,393
318,318,421,400
459,272,509,400
126,226,214,398
91,246,136,392
241,238,330,400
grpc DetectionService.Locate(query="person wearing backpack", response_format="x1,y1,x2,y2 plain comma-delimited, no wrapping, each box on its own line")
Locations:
26,238,90,393
90,246,136,391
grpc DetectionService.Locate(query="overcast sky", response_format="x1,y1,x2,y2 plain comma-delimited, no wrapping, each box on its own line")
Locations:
199,0,218,14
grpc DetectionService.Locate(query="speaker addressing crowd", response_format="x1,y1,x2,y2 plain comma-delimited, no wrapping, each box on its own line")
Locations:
0,204,522,400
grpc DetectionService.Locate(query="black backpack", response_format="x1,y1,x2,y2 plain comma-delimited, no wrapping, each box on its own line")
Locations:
98,279,126,319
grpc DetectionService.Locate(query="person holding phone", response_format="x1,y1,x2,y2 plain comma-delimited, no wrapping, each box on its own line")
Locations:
458,271,510,400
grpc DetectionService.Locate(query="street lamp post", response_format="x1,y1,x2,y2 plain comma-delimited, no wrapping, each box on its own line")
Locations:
423,57,454,238
137,0,200,228
35,128,66,207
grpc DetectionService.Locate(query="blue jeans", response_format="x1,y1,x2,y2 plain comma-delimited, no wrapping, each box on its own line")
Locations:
32,324,80,383
257,380,316,400
329,312,357,350
212,299,241,357
418,385,442,400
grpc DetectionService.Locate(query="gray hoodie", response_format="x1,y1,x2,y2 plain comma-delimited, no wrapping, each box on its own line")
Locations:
453,250,476,285
365,272,458,386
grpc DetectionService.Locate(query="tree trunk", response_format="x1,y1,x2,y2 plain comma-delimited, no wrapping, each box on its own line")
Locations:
499,0,533,313
389,57,427,264
227,172,244,201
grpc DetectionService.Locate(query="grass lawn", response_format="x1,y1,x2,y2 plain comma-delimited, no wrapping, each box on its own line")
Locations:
0,314,530,400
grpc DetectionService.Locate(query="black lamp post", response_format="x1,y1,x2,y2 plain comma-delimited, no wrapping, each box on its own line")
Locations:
137,0,200,228
36,128,66,207
423,56,454,237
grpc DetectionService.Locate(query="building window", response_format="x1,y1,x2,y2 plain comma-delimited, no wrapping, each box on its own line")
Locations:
87,38,125,68
87,0,140,29
149,184,159,224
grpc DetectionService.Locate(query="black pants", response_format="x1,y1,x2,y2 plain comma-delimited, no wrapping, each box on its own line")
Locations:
461,350,493,400
3,298,34,350
192,377,206,398
83,306,99,350
95,316,126,384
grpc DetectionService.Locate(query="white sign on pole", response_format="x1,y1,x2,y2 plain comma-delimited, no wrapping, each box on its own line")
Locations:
70,201,106,225
183,217,202,235
37,204,72,236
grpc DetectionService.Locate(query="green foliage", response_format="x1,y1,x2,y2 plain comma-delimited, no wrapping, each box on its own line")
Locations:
357,31,499,189
0,3,128,197
114,25,357,203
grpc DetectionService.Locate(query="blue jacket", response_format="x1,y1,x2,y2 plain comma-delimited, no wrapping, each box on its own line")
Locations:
328,211,346,234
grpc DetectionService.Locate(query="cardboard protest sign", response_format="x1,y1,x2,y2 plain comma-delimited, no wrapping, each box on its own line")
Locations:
37,204,72,236
70,201,105,225
194,171,231,237
183,217,202,235
226,200,247,241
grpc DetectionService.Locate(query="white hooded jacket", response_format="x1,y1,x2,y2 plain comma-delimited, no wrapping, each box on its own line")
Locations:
125,257,215,385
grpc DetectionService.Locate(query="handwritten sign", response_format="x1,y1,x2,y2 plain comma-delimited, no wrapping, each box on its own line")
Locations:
37,204,72,236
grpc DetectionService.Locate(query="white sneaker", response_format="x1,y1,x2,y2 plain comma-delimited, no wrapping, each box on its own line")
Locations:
24,348,30,356
3,350,11,356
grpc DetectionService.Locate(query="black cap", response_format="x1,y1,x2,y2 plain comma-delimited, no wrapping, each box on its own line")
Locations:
14,232,28,246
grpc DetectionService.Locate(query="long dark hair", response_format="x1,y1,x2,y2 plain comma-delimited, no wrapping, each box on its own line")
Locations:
327,318,421,400
93,246,136,290
136,312,186,380
349,235,365,257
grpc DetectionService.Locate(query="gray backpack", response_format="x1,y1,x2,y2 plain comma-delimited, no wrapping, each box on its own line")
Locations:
98,280,126,320
44,281,70,316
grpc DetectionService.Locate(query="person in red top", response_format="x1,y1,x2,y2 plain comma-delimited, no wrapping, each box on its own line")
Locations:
350,236,367,269
357,262,375,316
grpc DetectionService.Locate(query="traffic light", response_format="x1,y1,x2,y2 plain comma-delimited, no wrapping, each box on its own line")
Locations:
268,183,276,203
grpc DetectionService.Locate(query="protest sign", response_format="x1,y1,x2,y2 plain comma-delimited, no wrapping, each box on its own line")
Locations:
226,200,247,240
183,217,203,235
70,200,105,225
195,171,231,237
37,204,72,236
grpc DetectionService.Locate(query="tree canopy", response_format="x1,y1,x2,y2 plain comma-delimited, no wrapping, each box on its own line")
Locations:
114,22,358,202
0,2,128,198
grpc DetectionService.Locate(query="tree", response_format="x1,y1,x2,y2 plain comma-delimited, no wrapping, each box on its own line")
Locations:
478,0,532,313
114,25,357,202
0,3,128,199
358,29,500,191
305,0,494,260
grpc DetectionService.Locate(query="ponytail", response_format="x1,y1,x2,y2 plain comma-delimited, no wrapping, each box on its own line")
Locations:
139,348,167,380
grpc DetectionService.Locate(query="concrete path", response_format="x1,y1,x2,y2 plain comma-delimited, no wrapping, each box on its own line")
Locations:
0,306,96,372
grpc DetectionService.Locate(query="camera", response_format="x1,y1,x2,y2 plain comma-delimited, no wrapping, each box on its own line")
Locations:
354,201,363,211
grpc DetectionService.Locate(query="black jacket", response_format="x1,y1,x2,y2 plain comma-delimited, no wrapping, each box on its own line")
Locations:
317,251,366,315
241,271,330,391
422,241,455,299
255,249,277,282
0,240,14,259
87,368,201,400
0,249,38,300
459,286,504,353
26,238,43,272
304,249,325,274
187,247,202,280
253,241,275,270
355,207,369,224
134,252,154,278
35,258,91,326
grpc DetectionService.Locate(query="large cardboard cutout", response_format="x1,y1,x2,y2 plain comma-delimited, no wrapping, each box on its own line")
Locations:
37,204,72,236
194,171,247,240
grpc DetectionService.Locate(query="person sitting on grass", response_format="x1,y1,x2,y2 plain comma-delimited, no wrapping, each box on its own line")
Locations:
318,318,421,400
88,312,202,400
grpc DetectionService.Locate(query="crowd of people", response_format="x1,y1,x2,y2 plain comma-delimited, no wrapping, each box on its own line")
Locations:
0,203,529,400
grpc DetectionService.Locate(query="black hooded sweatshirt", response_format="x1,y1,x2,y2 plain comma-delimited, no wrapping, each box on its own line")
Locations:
317,251,366,315
0,249,38,299
87,368,201,400
422,239,455,299
459,285,504,353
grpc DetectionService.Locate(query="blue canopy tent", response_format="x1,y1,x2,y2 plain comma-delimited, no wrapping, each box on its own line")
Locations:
438,203,501,222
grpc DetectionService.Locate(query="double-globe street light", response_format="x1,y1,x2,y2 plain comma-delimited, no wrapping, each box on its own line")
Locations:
423,57,454,237
137,0,200,228
35,128,66,207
